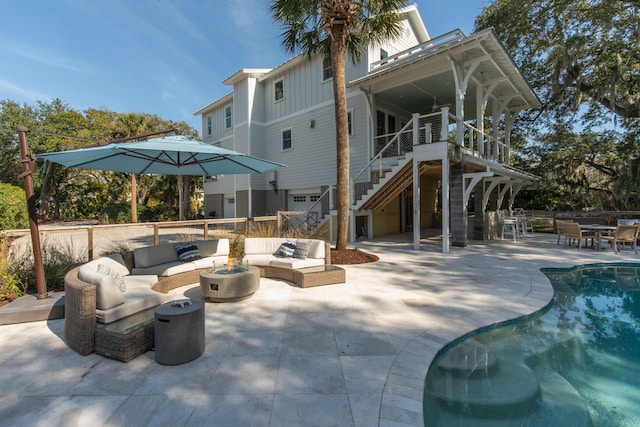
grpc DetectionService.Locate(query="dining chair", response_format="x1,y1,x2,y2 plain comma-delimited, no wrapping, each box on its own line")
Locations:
600,225,640,254
563,222,596,249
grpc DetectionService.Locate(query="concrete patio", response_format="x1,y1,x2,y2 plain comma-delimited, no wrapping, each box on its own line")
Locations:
0,233,637,426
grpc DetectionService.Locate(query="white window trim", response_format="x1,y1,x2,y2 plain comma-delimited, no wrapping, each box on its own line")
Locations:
282,128,293,151
322,57,333,82
225,105,232,129
347,108,354,137
206,115,212,136
274,79,284,102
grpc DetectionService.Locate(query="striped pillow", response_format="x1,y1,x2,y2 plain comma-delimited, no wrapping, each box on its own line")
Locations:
174,243,202,262
277,240,296,258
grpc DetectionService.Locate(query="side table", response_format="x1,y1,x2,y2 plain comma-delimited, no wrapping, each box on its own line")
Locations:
95,308,155,362
154,299,205,365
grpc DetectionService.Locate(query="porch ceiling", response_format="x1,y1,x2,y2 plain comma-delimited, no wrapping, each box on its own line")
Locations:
349,28,540,118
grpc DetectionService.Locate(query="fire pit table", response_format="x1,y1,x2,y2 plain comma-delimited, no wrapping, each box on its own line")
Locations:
199,265,260,302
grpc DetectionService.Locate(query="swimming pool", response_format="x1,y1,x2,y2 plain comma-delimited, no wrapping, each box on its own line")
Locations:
423,263,640,426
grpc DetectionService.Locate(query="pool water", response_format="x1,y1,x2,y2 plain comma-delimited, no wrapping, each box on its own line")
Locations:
423,263,640,426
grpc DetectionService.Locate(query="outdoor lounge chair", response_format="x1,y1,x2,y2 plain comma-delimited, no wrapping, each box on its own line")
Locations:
563,222,596,249
600,224,640,254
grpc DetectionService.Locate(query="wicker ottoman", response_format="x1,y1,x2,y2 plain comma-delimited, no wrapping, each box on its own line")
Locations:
95,308,155,362
154,299,205,365
293,265,346,288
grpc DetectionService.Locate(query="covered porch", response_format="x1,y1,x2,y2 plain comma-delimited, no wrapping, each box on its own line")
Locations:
347,28,541,252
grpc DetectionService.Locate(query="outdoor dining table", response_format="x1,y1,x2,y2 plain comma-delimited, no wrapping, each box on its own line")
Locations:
579,224,617,250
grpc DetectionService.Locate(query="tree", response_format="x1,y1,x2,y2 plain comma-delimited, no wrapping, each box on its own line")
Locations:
477,0,640,210
270,0,406,249
0,99,200,222
476,0,639,122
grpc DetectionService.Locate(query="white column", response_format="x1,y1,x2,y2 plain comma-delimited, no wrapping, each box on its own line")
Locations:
455,89,465,147
476,84,485,154
492,100,500,159
440,107,449,142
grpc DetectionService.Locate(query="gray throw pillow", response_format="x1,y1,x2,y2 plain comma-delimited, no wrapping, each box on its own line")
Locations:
293,239,312,259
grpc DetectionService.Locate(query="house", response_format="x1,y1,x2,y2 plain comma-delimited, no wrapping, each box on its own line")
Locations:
193,5,540,253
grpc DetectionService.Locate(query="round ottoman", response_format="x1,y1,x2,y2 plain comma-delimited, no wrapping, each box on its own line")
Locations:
154,299,205,365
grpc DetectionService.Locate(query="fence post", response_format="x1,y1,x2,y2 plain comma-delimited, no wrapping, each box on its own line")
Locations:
154,224,159,245
87,227,94,261
204,221,209,240
277,212,282,237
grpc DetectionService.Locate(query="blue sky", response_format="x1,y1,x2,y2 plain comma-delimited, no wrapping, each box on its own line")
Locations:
0,1,488,134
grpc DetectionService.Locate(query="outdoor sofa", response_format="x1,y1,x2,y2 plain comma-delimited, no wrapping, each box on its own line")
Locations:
63,238,230,356
243,237,331,282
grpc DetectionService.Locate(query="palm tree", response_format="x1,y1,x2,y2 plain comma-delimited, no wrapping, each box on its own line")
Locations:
271,0,405,249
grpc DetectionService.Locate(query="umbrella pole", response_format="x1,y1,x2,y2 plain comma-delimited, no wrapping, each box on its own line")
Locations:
16,126,48,299
131,174,138,223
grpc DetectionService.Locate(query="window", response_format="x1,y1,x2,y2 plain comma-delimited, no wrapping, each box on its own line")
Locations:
207,115,212,136
309,195,320,203
274,79,284,101
322,56,333,81
293,195,307,203
282,129,292,150
225,106,232,129
347,109,354,136
380,49,388,60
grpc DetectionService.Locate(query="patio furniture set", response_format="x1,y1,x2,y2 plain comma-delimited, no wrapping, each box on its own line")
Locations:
64,237,345,363
499,208,535,242
556,219,640,253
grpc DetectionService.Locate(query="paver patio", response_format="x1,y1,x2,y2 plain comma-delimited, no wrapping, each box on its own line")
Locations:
0,233,637,426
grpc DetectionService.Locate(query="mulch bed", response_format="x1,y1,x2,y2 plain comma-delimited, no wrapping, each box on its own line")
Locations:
330,247,379,265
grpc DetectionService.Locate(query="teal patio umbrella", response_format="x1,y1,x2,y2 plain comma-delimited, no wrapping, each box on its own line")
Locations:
36,135,285,176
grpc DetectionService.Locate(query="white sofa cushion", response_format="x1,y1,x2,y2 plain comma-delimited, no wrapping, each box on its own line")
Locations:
306,240,325,259
190,255,229,270
123,274,158,288
78,268,125,310
96,282,167,324
196,239,230,257
244,254,278,267
244,238,286,255
132,260,195,277
134,244,179,268
270,257,325,269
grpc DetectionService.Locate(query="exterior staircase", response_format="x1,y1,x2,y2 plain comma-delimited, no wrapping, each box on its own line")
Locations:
424,340,592,426
352,153,415,212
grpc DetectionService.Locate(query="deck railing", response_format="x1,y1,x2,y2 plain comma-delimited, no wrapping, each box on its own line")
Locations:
353,110,511,205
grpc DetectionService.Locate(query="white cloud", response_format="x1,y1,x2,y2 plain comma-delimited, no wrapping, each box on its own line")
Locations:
0,79,51,103
0,37,92,74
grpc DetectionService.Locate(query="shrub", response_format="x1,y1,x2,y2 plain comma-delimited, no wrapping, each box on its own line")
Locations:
0,236,25,301
0,183,29,230
9,236,85,294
